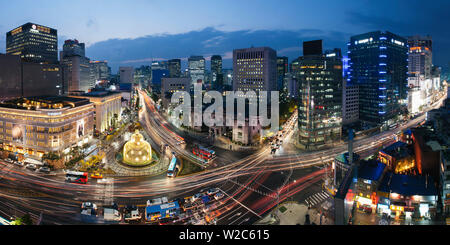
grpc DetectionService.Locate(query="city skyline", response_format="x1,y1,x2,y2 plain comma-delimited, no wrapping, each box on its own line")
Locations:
1,0,450,72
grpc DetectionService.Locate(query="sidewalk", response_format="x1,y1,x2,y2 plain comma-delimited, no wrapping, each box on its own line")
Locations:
255,202,334,225
213,136,260,152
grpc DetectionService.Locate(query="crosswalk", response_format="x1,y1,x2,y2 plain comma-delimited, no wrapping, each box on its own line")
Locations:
227,178,277,199
305,191,330,207
95,179,115,206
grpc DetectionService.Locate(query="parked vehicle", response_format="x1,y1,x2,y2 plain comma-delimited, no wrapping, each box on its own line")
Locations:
14,161,25,167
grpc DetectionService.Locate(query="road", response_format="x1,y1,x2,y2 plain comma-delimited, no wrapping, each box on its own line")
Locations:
0,89,445,225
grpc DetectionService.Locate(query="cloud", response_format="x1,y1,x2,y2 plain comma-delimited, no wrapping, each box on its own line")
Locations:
278,46,302,55
85,27,353,72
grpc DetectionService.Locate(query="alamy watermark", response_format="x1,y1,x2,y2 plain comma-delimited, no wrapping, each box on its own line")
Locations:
170,83,279,135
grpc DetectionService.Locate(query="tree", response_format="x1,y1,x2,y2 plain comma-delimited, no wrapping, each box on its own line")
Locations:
12,214,33,225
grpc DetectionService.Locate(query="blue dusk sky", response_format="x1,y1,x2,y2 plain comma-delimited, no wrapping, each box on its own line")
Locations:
0,0,449,72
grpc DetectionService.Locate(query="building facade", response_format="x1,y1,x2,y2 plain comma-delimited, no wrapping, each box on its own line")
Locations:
70,91,122,133
0,54,63,100
233,47,277,93
161,77,191,108
61,39,92,93
188,56,206,85
119,67,135,84
211,55,223,91
277,56,288,92
408,35,432,80
134,65,151,88
90,60,111,84
342,79,360,125
6,22,58,64
296,41,343,150
0,96,94,159
348,31,408,126
168,59,181,78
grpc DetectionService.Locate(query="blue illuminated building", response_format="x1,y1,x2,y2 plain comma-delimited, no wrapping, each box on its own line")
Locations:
151,69,170,93
348,31,408,126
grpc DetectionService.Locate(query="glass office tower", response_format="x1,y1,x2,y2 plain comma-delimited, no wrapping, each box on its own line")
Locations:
297,41,343,150
6,23,58,64
348,31,408,126
168,59,181,78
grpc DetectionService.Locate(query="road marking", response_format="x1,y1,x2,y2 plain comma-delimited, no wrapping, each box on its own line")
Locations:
219,188,261,218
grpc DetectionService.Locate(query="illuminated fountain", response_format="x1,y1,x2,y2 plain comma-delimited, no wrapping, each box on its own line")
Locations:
122,130,152,166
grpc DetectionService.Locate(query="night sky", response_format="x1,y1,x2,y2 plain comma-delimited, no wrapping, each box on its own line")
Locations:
1,0,449,72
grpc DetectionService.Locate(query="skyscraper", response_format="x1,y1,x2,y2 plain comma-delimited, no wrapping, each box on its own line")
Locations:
277,56,288,92
211,55,223,91
348,31,408,126
6,23,58,64
233,47,277,93
90,60,111,83
188,56,206,85
119,67,135,84
168,59,181,78
134,65,151,88
296,41,342,150
61,39,92,93
408,35,432,80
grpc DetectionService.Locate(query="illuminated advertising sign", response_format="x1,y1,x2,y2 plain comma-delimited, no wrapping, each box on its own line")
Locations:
12,124,25,144
391,39,404,46
355,38,373,45
77,119,85,139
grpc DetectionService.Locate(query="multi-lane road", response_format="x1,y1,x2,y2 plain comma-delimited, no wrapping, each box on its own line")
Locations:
0,90,445,225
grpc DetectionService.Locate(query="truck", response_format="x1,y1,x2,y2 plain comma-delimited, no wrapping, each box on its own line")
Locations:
103,208,121,222
124,205,141,222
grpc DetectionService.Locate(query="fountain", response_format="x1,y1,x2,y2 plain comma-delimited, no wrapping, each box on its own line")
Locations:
122,130,152,166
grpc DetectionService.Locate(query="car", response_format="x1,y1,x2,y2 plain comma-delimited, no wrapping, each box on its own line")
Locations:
214,192,224,200
14,161,25,167
38,166,51,174
90,172,103,179
4,158,12,163
191,193,203,202
207,188,219,195
82,202,98,210
360,204,372,214
26,164,38,171
97,178,112,184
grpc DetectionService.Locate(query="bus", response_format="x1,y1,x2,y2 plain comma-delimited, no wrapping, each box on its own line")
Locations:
65,171,88,184
192,145,216,162
167,156,179,178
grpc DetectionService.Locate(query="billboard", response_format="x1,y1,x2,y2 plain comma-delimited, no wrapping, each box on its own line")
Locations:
77,119,85,138
12,124,25,144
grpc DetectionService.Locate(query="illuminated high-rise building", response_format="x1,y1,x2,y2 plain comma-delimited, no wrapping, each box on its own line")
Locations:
408,35,432,80
61,40,92,93
211,55,223,90
277,56,288,92
6,22,58,64
188,56,206,85
168,59,181,78
233,47,277,93
296,40,343,150
348,31,408,126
